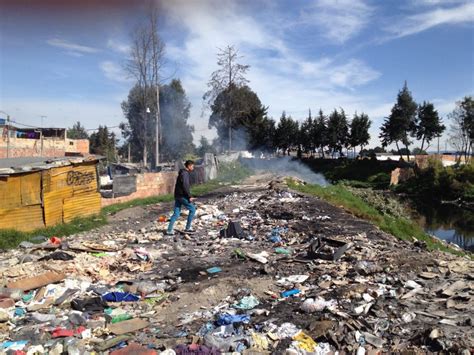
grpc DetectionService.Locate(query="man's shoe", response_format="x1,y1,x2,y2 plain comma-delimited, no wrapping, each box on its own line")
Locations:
183,229,196,235
166,230,175,236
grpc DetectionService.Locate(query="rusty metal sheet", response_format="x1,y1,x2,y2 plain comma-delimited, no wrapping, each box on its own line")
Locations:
43,191,65,227
20,172,41,206
0,204,45,231
46,164,97,194
43,163,98,227
0,176,21,209
63,192,101,223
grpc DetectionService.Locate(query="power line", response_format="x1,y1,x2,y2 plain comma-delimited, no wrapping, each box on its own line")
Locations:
85,126,120,131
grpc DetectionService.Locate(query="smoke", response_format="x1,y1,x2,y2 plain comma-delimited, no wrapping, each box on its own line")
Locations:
240,155,328,186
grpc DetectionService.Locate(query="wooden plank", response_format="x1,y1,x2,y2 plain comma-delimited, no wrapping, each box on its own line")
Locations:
7,272,65,291
108,319,149,335
20,172,41,206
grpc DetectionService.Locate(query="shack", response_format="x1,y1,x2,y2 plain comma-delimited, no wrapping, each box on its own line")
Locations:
0,155,103,232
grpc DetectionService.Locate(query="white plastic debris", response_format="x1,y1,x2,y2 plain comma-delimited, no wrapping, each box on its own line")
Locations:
277,275,309,287
402,312,416,323
247,251,269,264
300,297,336,313
275,322,300,339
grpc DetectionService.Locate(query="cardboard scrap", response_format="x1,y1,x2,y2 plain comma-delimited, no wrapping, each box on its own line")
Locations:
7,272,65,291
96,335,132,351
0,298,15,309
110,342,157,355
108,318,149,335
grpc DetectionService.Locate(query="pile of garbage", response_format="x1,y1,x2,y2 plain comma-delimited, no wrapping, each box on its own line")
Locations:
0,179,472,354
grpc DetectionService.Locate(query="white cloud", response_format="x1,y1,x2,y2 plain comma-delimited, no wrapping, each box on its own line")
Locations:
46,38,99,55
100,61,130,83
301,0,374,43
107,39,130,54
386,1,474,38
413,0,466,6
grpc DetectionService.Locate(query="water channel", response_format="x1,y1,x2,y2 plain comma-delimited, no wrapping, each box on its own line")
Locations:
413,203,474,251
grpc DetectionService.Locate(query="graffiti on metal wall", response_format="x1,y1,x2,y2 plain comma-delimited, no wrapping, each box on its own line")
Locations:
66,170,94,186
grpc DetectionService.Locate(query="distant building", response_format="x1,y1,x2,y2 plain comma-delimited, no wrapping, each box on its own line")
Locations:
0,122,89,158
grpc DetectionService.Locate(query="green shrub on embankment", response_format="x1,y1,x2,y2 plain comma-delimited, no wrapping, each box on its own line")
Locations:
395,158,474,202
287,179,468,257
0,162,253,250
301,158,401,189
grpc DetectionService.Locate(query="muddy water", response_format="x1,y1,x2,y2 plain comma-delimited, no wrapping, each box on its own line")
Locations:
414,203,474,251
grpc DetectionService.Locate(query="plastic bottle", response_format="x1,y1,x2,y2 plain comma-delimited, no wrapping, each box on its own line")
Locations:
111,314,132,323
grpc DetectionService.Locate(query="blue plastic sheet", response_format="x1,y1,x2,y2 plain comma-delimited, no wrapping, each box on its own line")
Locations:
101,292,140,302
216,313,250,326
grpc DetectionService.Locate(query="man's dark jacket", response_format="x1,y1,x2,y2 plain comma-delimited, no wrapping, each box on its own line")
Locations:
174,168,192,199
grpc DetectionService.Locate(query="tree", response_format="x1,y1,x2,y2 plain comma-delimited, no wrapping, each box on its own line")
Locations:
89,126,117,162
449,96,473,163
160,79,195,161
205,45,251,152
203,45,250,108
121,85,155,164
244,114,276,152
121,80,195,162
209,84,267,151
300,109,314,155
196,136,216,157
327,109,349,157
379,82,417,160
312,109,327,158
349,112,371,156
415,101,445,153
274,112,299,155
412,147,427,155
67,121,88,139
126,6,165,166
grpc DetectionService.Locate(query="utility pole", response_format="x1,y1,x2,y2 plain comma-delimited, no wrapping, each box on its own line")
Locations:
40,115,46,157
229,116,232,152
144,108,149,168
128,143,131,163
6,115,10,158
155,88,160,168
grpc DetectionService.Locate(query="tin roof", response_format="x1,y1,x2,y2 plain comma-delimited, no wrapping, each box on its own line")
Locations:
0,155,104,175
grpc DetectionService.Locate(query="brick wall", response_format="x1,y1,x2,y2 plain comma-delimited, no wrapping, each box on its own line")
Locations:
101,171,178,207
0,137,89,158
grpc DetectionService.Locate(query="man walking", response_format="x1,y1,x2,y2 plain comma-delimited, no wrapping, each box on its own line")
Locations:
166,160,196,235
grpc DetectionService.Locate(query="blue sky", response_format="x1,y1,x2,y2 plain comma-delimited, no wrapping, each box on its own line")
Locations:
0,0,473,148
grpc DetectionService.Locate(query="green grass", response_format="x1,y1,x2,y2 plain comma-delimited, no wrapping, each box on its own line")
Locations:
0,163,253,250
0,215,108,250
288,179,468,257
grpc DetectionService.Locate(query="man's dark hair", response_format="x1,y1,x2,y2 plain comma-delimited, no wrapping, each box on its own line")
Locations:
184,160,194,167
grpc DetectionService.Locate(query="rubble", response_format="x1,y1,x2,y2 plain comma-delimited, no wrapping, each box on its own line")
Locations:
0,176,472,354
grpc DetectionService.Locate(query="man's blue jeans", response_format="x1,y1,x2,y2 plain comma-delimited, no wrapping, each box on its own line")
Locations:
167,197,196,232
